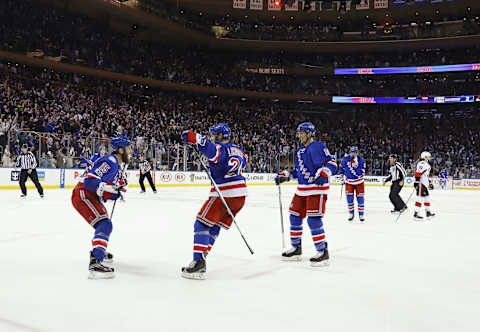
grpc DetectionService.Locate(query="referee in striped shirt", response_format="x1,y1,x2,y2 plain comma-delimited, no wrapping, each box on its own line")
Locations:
16,144,44,198
382,154,407,213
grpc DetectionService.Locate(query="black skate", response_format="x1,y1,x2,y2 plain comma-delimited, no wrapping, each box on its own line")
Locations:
153,191,157,194
426,211,436,219
359,216,365,223
103,252,114,264
399,206,408,214
348,214,354,222
181,259,206,280
310,246,330,267
20,194,26,198
140,190,146,194
413,212,423,221
390,209,399,214
40,194,44,198
282,246,302,261
88,252,114,279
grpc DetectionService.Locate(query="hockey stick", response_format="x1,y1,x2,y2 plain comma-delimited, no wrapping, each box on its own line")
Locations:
340,181,344,200
110,163,127,220
394,187,415,223
193,147,254,255
276,183,286,249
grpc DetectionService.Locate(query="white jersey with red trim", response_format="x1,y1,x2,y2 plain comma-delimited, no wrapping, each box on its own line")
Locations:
415,160,431,187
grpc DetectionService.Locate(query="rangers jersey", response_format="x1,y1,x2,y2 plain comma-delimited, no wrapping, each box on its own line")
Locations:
292,141,337,196
82,154,124,200
339,155,366,185
197,137,248,198
415,160,431,187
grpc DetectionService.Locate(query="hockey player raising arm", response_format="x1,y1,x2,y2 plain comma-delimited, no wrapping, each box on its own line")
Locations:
275,122,337,266
71,135,131,279
181,123,248,279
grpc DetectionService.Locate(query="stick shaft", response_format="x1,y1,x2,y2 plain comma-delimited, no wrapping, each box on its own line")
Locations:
395,188,415,223
277,184,286,249
194,148,254,255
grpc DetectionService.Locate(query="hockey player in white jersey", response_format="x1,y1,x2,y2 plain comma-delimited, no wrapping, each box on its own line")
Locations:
413,151,436,220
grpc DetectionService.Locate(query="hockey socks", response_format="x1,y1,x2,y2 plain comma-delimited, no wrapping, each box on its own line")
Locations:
193,220,214,261
289,214,303,248
357,194,365,217
307,216,326,252
346,193,354,216
92,219,112,261
208,225,221,254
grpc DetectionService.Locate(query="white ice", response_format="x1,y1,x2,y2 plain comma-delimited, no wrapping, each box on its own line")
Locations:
0,184,479,332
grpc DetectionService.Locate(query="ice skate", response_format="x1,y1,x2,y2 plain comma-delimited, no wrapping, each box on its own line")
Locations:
282,246,302,261
88,252,114,279
310,248,330,267
103,252,114,264
426,211,436,219
181,259,206,280
347,214,354,222
413,212,423,221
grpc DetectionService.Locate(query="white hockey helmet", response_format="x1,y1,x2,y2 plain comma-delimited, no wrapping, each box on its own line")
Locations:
420,151,431,160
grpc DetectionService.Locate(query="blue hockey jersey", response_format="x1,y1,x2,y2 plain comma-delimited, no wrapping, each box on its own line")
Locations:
197,137,248,197
339,155,366,185
439,171,448,179
292,141,337,196
82,154,124,201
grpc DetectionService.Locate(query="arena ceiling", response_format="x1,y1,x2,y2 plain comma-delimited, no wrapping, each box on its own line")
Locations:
162,0,479,24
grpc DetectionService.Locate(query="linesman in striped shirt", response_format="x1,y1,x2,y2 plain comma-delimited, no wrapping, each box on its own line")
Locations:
16,144,44,198
382,154,407,213
139,156,157,194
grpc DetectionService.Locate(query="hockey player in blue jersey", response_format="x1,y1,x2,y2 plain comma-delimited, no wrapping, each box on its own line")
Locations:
71,135,131,279
181,123,248,279
338,146,366,222
439,169,448,190
275,122,337,266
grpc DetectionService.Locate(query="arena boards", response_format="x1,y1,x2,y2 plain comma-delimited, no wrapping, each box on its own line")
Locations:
0,168,478,190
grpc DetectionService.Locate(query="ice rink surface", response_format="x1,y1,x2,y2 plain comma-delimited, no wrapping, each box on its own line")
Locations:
0,184,479,332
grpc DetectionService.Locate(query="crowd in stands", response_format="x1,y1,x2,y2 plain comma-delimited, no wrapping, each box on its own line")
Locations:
2,0,480,99
1,61,478,179
138,0,480,42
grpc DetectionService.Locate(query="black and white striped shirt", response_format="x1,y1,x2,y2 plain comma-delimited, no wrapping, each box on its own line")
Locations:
385,162,406,183
16,152,37,170
139,161,152,174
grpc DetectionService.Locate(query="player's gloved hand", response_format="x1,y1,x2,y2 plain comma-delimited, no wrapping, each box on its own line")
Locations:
97,182,126,200
275,170,290,185
428,181,434,190
181,130,202,145
336,175,345,185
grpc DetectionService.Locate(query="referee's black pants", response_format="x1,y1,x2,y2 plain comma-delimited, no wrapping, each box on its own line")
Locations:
19,169,44,196
389,181,406,211
139,172,156,192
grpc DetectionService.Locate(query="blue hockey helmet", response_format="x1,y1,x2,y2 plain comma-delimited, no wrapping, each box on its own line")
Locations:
296,122,316,135
349,146,359,153
110,135,131,150
209,123,231,139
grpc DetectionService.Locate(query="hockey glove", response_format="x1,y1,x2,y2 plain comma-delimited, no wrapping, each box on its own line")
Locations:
336,175,345,185
96,182,126,201
275,170,290,185
181,130,202,145
428,181,434,190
